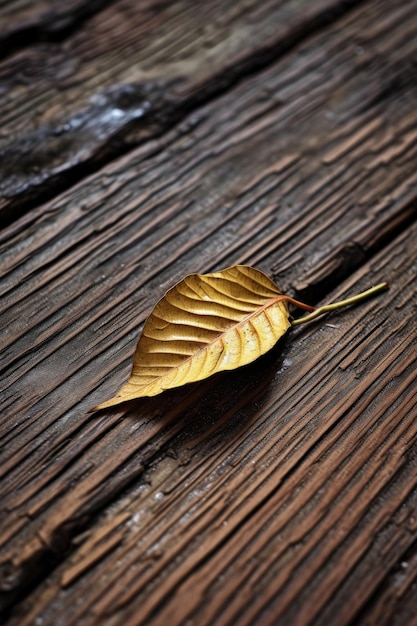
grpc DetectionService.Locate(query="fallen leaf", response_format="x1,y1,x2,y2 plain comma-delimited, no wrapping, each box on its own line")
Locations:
93,265,291,409
93,265,388,410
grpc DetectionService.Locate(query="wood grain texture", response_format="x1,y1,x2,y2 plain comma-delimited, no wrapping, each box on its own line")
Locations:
0,0,360,221
1,6,417,611
1,0,417,623
6,212,417,626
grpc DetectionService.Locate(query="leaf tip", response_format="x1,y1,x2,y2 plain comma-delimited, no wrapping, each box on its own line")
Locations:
89,395,123,412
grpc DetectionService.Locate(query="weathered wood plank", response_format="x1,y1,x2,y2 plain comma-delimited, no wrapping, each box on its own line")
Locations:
0,0,361,222
6,215,417,626
1,0,417,619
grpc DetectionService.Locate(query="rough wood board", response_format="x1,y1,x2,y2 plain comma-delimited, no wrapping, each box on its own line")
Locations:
1,0,417,622
6,217,417,626
1,4,417,612
0,0,360,220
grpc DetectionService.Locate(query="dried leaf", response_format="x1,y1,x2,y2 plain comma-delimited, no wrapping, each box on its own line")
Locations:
93,265,389,410
94,265,291,409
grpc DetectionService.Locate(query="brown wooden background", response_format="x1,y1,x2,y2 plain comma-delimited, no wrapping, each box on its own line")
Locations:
1,1,417,624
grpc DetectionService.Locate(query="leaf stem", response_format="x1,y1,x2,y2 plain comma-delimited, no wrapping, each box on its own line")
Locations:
290,282,389,326
282,296,316,312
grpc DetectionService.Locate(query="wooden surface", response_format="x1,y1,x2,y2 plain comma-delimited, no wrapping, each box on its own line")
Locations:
0,0,357,223
1,0,417,624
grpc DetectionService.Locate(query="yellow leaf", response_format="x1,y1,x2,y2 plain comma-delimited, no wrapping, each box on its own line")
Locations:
92,264,389,411
93,265,291,409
